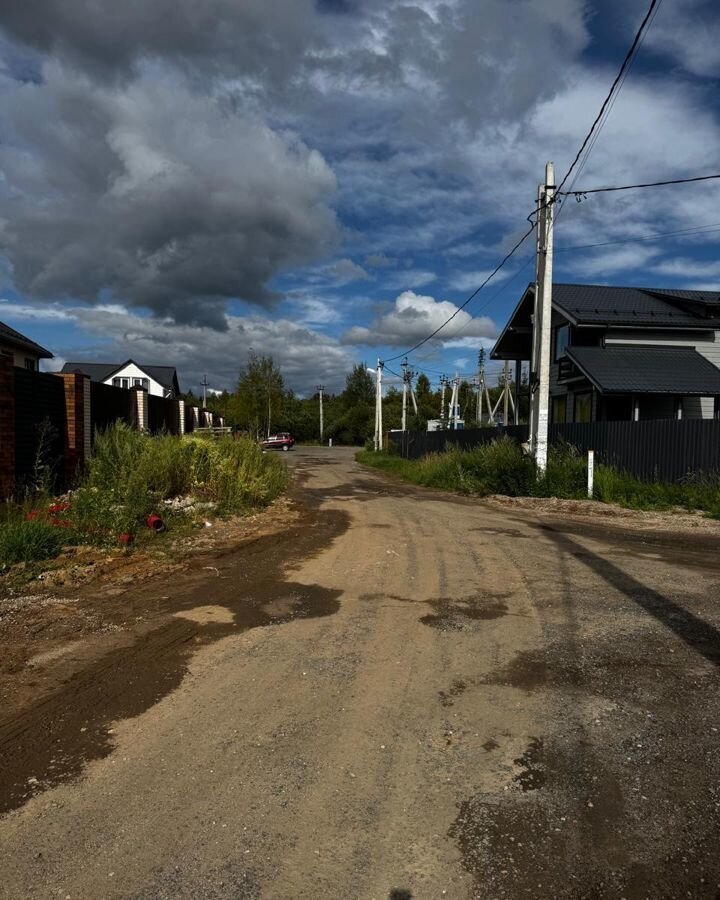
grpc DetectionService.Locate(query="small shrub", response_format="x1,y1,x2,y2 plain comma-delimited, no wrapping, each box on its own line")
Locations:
0,517,74,567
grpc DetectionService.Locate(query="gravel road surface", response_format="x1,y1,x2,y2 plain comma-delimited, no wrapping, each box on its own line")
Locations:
2,446,720,899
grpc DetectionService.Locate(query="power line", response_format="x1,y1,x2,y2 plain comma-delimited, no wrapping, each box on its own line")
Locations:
383,221,537,363
556,221,720,252
555,0,661,198
557,0,662,216
377,0,666,368
558,173,720,199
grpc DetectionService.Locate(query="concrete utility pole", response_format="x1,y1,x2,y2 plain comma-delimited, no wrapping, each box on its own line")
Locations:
440,375,448,425
401,358,409,432
530,161,555,473
317,384,324,443
503,360,510,426
400,358,416,431
201,374,209,408
450,374,460,429
374,360,384,451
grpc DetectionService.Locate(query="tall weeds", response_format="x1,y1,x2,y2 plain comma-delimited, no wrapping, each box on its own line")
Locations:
358,438,720,518
0,424,292,563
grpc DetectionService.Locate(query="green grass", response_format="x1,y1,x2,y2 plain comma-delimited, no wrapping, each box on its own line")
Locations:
358,438,720,518
0,517,76,567
0,423,292,569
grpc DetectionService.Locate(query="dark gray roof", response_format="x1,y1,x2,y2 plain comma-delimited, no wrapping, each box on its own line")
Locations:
0,320,53,358
61,362,118,381
61,360,180,393
553,283,720,328
566,345,720,395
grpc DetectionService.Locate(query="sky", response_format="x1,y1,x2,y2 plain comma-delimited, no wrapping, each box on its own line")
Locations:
0,0,719,396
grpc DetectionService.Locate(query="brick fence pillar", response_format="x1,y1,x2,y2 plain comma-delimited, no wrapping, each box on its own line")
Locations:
192,406,200,429
135,388,148,432
57,372,90,485
176,399,185,435
0,356,15,498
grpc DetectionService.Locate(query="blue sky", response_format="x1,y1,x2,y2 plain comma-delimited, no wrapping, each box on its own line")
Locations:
0,0,718,395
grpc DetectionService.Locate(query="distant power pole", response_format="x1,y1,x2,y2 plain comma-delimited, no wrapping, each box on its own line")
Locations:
530,161,555,472
317,384,324,442
374,360,384,451
439,375,448,425
400,357,415,431
452,374,461,429
201,374,209,408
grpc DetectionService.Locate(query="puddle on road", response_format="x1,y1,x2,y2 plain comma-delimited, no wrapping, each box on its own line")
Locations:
420,593,510,631
0,507,348,817
513,737,546,791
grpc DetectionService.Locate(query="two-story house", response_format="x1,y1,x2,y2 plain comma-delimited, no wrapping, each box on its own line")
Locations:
491,283,720,423
60,359,180,398
0,320,53,371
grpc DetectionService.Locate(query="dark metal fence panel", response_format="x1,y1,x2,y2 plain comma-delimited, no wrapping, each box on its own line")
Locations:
389,425,529,460
391,419,720,482
550,419,720,482
91,381,135,436
14,368,67,492
148,394,177,434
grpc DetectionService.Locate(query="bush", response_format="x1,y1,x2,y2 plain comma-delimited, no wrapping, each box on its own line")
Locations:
536,443,587,499
0,517,75,567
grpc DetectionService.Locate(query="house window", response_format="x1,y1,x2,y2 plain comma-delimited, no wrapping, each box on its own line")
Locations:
552,395,567,424
132,378,149,390
554,324,570,360
574,392,592,423
113,377,131,389
24,358,36,371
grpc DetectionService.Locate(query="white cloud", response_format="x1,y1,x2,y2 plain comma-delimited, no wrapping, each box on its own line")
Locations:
340,289,497,347
325,258,372,283
383,269,438,289
645,0,720,78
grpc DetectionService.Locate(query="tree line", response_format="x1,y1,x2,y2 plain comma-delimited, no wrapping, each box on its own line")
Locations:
196,352,527,445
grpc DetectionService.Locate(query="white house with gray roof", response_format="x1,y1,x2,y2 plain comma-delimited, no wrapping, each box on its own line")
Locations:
492,284,720,423
60,359,180,398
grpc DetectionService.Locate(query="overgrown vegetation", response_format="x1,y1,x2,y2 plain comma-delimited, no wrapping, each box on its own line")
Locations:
0,423,290,569
357,438,720,518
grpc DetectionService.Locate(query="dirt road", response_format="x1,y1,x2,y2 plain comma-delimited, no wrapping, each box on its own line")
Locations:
3,446,720,899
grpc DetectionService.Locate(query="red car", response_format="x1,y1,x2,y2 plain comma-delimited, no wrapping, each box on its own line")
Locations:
261,432,295,451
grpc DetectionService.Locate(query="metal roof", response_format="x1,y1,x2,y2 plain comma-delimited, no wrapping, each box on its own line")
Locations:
565,345,720,395
553,283,720,327
0,320,53,358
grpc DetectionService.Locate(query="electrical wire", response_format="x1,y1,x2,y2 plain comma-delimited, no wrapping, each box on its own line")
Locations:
558,173,720,198
555,0,661,198
382,221,537,363
555,221,720,251
374,0,670,368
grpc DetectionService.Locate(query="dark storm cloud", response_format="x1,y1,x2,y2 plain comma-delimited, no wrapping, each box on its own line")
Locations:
0,67,338,328
0,0,323,81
